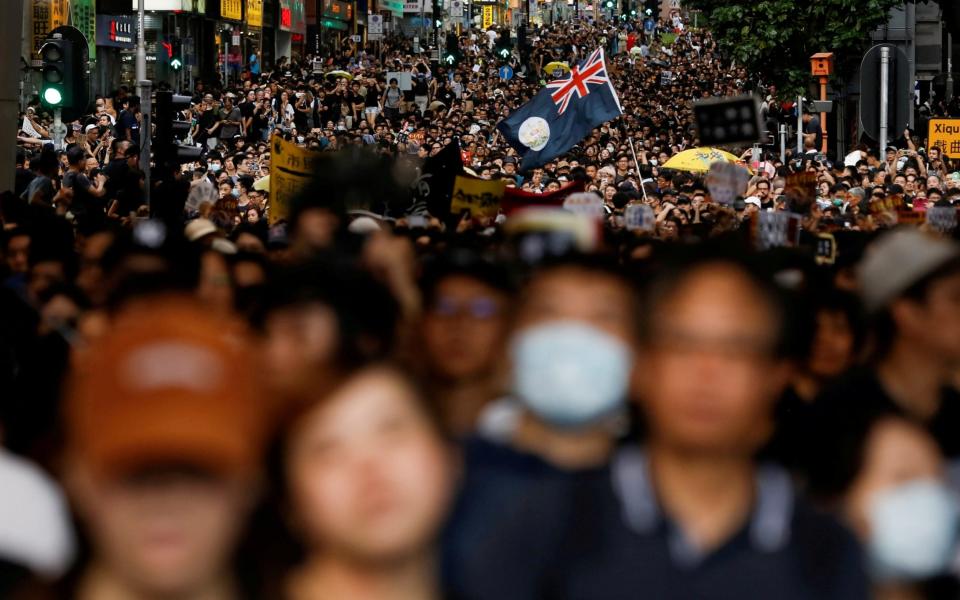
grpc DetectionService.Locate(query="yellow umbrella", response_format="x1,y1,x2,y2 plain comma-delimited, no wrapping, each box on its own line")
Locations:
253,175,270,192
325,70,353,80
543,61,571,78
661,147,743,173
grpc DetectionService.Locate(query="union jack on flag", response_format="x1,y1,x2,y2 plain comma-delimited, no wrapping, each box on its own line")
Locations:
497,47,622,170
546,47,612,116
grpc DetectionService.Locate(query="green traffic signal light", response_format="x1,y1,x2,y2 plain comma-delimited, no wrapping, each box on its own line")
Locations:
444,54,455,65
171,57,183,70
43,87,63,106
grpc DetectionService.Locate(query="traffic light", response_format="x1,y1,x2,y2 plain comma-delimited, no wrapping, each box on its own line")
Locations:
433,0,443,29
444,32,460,66
495,33,513,62
604,0,614,10
154,91,202,170
170,38,183,71
39,32,84,117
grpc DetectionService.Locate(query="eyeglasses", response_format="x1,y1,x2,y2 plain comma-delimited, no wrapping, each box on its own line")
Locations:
429,296,501,320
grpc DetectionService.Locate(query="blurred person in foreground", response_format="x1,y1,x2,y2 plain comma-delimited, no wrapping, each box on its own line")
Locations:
17,298,269,600
453,249,869,599
258,257,400,406
418,249,515,437
262,365,457,599
808,403,960,600
815,228,960,483
766,287,865,471
444,255,641,597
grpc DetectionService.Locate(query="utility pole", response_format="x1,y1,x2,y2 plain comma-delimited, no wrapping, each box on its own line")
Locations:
780,123,786,163
0,0,24,194
796,95,803,155
137,0,152,211
880,45,890,156
947,31,954,102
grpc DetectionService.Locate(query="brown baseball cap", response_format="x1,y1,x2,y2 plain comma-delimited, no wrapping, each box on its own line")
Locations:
65,296,267,478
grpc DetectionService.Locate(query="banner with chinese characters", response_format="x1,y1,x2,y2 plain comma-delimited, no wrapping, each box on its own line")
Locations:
221,0,242,21
70,0,96,59
450,175,505,218
246,0,263,26
32,0,51,54
51,0,69,28
269,134,321,225
482,5,493,28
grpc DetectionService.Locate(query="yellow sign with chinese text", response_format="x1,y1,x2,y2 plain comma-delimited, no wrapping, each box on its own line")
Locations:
221,0,242,20
451,175,505,218
482,5,494,29
246,0,263,26
928,119,960,159
269,134,322,225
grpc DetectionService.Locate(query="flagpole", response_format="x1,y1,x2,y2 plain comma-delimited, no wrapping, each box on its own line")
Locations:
627,135,648,202
618,111,647,203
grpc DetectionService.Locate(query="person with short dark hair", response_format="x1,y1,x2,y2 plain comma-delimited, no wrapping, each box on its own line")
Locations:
813,228,960,480
62,147,107,232
450,249,869,600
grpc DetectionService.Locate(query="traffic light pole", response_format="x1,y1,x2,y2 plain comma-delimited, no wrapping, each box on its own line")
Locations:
137,0,147,83
0,0,24,195
138,79,152,213
51,108,67,151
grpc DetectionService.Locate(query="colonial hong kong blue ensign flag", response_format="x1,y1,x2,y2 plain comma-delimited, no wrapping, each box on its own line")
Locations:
497,48,622,170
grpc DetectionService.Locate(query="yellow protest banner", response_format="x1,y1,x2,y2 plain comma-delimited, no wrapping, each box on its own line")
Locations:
451,175,505,218
482,5,494,29
269,134,322,225
246,0,263,26
222,0,242,20
928,119,960,159
50,0,69,28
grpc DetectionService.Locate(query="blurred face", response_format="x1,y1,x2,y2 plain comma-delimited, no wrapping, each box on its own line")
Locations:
636,264,789,454
808,308,855,379
843,418,943,541
514,267,635,346
262,302,340,398
294,208,340,253
894,270,960,361
422,275,509,382
285,369,454,563
69,466,252,598
5,234,30,274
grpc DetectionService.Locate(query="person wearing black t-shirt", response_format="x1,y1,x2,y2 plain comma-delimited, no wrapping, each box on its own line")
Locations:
114,96,141,146
62,147,107,232
813,229,960,487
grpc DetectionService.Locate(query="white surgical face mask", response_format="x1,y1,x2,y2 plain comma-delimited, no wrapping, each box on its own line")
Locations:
511,321,632,428
868,479,960,581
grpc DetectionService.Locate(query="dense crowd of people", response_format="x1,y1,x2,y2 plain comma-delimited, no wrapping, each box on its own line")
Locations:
5,11,960,600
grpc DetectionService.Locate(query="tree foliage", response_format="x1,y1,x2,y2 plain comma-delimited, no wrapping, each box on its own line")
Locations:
683,0,908,96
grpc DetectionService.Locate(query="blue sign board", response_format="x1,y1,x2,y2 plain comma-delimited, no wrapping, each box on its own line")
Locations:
498,65,514,80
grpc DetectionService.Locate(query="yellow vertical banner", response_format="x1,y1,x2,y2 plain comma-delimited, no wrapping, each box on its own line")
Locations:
482,5,494,29
50,0,69,28
221,0,242,20
269,134,322,225
451,175,505,218
246,0,263,26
